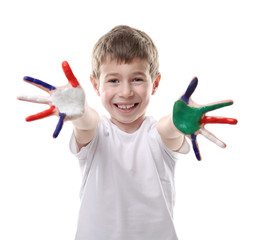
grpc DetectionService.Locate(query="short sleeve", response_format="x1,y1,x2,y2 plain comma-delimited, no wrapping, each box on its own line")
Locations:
69,132,90,159
69,124,100,162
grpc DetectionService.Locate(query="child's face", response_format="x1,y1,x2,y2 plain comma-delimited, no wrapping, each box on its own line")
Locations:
91,58,160,132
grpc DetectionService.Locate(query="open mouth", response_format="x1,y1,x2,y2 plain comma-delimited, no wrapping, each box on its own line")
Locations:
114,103,138,111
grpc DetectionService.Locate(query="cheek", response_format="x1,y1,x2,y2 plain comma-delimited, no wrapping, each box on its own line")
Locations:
100,87,113,106
138,85,153,101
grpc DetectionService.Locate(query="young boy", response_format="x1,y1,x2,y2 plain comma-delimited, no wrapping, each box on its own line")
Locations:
18,25,236,240
70,25,187,240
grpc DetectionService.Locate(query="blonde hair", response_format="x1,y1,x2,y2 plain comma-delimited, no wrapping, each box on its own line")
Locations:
91,25,159,81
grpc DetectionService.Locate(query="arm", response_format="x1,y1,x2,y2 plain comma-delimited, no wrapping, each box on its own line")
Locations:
72,102,99,149
157,114,185,152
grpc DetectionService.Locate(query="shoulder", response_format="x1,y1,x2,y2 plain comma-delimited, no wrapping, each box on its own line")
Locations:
145,117,179,160
70,115,108,156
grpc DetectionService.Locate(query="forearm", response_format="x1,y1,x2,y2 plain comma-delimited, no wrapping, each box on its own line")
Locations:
157,114,185,151
72,101,100,148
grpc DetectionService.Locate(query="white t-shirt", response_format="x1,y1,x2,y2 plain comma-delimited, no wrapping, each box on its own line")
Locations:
70,116,179,240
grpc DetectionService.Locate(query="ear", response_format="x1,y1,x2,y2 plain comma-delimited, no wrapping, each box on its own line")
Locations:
152,73,161,95
90,75,100,96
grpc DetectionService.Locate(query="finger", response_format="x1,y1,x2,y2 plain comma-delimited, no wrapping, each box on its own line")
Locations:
24,76,56,91
26,106,56,122
191,134,201,161
180,77,198,104
199,129,226,148
53,113,66,138
17,94,50,104
199,100,233,115
62,61,79,88
200,116,238,125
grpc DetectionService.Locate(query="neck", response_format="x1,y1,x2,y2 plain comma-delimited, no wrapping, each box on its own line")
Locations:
110,116,146,133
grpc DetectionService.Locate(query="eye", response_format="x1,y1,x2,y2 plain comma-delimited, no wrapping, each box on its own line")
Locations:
133,78,143,82
108,79,119,83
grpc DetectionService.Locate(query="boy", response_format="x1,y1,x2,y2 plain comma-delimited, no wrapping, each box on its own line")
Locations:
18,25,236,240
71,25,186,240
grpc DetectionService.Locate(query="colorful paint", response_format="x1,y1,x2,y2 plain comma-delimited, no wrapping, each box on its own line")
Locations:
53,113,66,138
173,77,237,160
62,61,79,88
24,76,56,91
18,61,84,138
26,106,56,121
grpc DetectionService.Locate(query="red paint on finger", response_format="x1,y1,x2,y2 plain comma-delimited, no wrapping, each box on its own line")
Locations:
26,106,56,121
62,61,79,88
200,116,238,125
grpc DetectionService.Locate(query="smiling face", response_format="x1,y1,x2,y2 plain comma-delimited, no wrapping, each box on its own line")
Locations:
91,58,160,133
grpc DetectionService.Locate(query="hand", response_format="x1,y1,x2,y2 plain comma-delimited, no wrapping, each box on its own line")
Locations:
18,61,85,138
173,77,237,160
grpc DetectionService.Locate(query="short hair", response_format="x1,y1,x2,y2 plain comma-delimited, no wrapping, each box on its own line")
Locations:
91,25,159,81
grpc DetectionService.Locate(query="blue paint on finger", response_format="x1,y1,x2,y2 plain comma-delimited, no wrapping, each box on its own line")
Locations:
24,76,56,91
53,113,66,138
191,134,201,161
181,77,198,104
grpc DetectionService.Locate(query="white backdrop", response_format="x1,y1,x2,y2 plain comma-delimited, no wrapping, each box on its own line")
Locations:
1,0,252,239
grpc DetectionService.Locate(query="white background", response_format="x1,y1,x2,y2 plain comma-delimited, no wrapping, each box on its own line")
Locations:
1,0,252,239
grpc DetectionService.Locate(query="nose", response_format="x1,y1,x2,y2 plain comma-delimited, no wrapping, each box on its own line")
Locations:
118,82,134,98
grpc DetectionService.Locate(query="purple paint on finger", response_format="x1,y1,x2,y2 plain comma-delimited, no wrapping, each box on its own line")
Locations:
24,76,56,91
191,134,201,161
53,113,66,138
181,77,198,104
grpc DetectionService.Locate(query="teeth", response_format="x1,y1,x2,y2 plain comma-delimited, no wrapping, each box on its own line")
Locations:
117,104,135,109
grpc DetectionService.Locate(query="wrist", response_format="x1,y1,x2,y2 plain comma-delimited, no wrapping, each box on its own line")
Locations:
72,104,99,131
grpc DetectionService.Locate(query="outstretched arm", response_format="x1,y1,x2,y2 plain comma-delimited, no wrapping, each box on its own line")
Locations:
72,103,99,149
157,77,238,160
18,61,99,145
157,115,186,153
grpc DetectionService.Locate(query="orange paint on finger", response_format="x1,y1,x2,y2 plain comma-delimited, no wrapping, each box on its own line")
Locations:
200,116,238,125
62,61,79,88
26,106,56,121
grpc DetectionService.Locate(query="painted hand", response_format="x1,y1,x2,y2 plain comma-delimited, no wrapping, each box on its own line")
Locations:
173,77,237,160
18,61,85,138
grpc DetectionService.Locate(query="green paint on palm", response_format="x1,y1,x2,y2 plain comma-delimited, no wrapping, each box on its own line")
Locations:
173,100,233,135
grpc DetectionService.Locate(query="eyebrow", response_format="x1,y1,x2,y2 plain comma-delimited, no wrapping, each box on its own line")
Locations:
105,72,147,78
131,72,147,77
104,73,121,78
